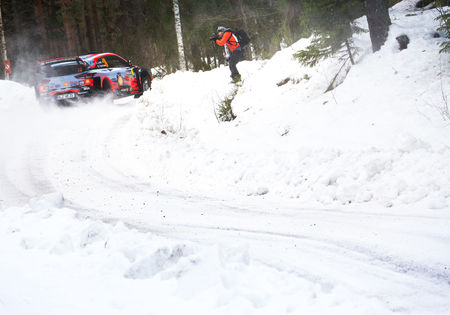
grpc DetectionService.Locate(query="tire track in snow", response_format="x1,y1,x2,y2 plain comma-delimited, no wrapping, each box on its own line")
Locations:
9,99,449,314
51,108,450,291
173,222,450,285
0,136,56,206
65,198,450,314
0,163,30,206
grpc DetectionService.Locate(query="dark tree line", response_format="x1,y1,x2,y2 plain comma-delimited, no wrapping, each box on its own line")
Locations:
0,0,404,83
0,0,307,82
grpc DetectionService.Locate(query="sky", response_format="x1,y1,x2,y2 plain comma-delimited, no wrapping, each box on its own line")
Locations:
0,1,450,314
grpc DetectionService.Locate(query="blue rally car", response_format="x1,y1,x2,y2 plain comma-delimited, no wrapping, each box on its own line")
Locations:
35,52,152,104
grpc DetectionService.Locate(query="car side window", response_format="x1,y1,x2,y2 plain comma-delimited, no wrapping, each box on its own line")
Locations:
105,55,129,68
95,57,109,69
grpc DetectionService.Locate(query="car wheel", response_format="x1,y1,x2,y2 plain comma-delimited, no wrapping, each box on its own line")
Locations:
97,79,113,99
134,76,151,99
102,79,112,93
142,76,151,92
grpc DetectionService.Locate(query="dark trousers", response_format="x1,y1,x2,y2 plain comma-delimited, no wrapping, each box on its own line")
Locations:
229,46,244,78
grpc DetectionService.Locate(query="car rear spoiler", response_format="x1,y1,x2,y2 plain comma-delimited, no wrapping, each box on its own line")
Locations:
39,57,87,67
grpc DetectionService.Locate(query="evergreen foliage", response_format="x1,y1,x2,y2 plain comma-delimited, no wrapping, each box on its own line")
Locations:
0,0,425,82
436,0,450,53
216,87,238,122
0,0,310,82
293,0,364,67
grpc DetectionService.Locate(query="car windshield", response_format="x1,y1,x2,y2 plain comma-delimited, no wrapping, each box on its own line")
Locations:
39,61,85,77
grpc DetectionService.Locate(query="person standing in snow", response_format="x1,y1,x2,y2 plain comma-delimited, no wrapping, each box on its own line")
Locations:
210,26,244,82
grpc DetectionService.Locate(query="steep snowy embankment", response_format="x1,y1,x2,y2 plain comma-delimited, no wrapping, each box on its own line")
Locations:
106,2,450,209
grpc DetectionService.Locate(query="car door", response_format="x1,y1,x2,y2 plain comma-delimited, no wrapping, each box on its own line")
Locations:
103,54,133,92
90,55,114,89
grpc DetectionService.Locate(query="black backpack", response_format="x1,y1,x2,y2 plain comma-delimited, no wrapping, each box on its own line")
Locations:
225,28,250,47
234,29,250,47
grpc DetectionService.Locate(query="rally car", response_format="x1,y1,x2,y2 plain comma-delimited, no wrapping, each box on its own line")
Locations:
35,52,152,104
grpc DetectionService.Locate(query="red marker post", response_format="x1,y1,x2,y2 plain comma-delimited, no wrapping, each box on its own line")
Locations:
4,59,10,76
0,0,9,80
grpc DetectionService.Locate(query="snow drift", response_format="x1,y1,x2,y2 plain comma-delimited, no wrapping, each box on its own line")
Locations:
127,3,450,209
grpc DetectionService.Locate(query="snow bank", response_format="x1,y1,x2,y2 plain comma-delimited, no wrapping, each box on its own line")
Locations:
1,194,406,315
124,4,450,209
0,80,35,110
2,3,447,210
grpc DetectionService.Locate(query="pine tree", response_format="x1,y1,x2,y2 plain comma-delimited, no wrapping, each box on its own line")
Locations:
294,0,364,67
91,1,102,51
173,0,187,71
36,0,49,56
1,0,317,80
59,0,77,54
436,0,450,53
84,0,95,50
364,0,391,52
0,0,9,79
279,0,304,46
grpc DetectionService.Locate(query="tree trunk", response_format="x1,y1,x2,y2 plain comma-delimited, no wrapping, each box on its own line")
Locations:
84,0,95,51
236,0,255,59
102,0,113,50
365,0,391,52
173,0,187,71
36,0,50,57
91,1,103,51
132,0,144,32
75,20,84,55
47,0,59,57
190,45,202,71
0,0,9,79
59,0,77,54
11,0,21,44
345,39,355,65
119,0,131,33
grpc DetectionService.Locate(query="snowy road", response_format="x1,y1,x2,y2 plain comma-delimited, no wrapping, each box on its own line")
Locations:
2,5,450,310
1,96,449,314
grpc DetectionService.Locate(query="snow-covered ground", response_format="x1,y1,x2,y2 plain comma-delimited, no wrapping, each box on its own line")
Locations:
1,1,450,314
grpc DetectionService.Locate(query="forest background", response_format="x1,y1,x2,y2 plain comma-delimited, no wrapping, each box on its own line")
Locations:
0,0,426,83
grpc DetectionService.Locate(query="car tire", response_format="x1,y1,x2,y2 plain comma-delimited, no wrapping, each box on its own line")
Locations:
102,79,112,94
96,79,113,100
134,76,151,99
142,76,151,92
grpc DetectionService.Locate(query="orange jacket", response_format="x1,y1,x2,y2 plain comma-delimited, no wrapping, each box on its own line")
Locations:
215,31,240,52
